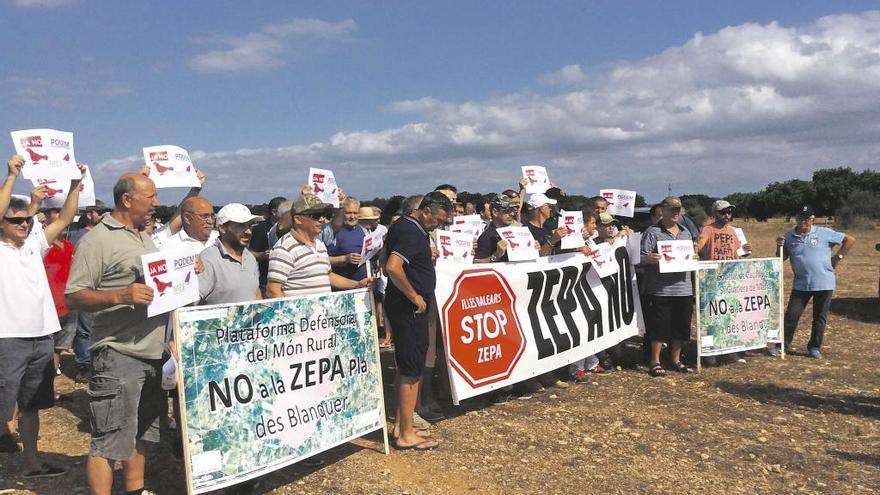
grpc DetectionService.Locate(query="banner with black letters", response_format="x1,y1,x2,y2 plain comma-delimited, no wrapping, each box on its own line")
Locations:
436,238,645,403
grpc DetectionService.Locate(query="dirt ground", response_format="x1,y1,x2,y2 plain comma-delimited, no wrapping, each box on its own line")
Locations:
2,220,878,495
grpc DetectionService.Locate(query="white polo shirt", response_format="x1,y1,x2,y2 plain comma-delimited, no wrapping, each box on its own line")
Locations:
0,228,60,338
157,226,218,256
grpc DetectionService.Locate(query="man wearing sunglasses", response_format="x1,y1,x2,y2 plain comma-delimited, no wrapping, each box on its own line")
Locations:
474,194,519,264
696,200,752,261
266,194,372,299
1,155,84,480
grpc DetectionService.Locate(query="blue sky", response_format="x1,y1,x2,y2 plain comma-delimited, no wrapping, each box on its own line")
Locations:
3,1,879,205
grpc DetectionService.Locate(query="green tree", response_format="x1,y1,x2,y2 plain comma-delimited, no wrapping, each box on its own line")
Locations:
812,167,857,216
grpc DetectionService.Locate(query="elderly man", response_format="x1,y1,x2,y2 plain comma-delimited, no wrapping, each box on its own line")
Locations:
198,204,262,305
640,196,694,377
266,194,371,299
773,206,855,359
326,197,368,282
384,192,451,451
0,155,83,479
66,172,164,495
158,197,218,255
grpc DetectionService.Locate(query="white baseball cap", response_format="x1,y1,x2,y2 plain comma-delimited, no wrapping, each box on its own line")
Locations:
216,203,262,225
527,193,557,209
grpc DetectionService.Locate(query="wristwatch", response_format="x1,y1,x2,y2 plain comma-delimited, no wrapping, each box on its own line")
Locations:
490,254,498,262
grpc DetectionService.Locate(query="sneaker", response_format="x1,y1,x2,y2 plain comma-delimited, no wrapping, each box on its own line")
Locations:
768,345,781,357
22,463,67,479
550,379,570,389
588,364,609,374
0,434,19,453
412,412,431,430
571,370,589,384
808,348,822,359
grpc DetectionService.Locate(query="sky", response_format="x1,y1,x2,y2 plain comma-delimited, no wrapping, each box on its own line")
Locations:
3,1,880,205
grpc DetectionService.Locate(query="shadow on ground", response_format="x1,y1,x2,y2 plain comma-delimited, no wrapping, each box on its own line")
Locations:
716,381,880,418
830,297,880,324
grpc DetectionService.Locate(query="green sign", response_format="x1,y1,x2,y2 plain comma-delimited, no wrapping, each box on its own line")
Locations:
174,289,385,494
696,257,782,357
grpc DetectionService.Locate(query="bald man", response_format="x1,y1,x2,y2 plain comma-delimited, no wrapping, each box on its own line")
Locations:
66,173,167,495
156,196,218,255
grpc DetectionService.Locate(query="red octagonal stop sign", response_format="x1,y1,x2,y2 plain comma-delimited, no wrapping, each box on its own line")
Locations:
441,269,526,388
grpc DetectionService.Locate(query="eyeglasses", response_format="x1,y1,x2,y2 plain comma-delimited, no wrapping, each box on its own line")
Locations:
188,212,215,222
666,207,682,213
3,216,34,225
719,209,735,216
302,211,332,221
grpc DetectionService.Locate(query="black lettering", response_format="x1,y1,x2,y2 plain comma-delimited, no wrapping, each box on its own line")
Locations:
556,265,581,347
574,262,603,341
289,362,303,390
527,271,555,359
615,247,636,325
208,378,232,412
540,269,571,353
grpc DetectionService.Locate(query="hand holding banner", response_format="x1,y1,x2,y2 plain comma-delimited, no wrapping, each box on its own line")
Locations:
308,168,340,208
559,210,585,249
497,226,538,262
11,129,80,181
141,247,200,317
658,239,699,273
734,228,751,257
521,165,550,194
599,189,637,218
436,229,474,264
143,145,201,188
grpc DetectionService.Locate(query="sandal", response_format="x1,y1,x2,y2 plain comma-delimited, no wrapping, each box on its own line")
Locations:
672,362,693,373
649,364,666,377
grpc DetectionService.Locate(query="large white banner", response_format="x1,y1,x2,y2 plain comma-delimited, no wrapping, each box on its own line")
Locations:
436,238,644,403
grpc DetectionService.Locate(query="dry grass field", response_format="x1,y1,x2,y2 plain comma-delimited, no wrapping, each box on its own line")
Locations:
2,219,878,494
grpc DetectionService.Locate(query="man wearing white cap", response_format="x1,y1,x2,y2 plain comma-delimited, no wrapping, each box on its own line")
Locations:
525,193,567,257
197,204,263,305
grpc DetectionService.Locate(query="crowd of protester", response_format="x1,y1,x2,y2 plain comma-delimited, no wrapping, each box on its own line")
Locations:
0,154,858,494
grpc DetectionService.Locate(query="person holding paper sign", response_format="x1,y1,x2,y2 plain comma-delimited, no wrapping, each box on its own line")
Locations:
327,198,368,282
525,193,566,257
639,196,695,377
696,200,751,261
474,194,519,263
0,156,83,480
65,172,166,495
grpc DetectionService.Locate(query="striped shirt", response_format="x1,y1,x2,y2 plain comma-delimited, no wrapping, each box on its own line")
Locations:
267,232,332,297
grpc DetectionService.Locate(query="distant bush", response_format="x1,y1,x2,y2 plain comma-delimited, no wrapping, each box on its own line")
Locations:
835,189,880,229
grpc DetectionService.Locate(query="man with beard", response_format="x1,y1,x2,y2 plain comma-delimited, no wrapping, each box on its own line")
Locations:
197,203,263,305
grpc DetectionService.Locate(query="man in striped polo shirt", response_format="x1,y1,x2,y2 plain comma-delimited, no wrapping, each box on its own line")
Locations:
266,194,371,299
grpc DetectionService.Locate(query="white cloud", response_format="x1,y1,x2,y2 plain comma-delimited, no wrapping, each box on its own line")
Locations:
538,64,588,85
4,76,133,109
94,11,880,202
11,0,75,7
190,18,356,73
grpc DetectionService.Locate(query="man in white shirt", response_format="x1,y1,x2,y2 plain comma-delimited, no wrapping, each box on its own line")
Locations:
157,197,218,255
0,155,83,479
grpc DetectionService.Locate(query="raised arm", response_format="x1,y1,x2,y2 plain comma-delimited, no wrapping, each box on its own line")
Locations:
1,155,24,218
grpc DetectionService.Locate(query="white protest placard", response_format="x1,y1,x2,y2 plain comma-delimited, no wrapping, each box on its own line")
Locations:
308,167,340,208
588,242,618,277
358,229,384,266
658,239,699,273
559,210,585,250
30,165,95,209
450,214,484,237
497,226,538,262
143,145,200,188
734,227,751,257
626,232,642,266
436,229,474,264
521,165,550,194
141,247,200,317
599,189,637,218
11,129,80,181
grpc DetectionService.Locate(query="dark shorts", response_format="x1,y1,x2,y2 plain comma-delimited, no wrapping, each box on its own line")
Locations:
647,295,694,343
0,336,55,418
88,347,165,461
52,312,78,351
385,296,430,378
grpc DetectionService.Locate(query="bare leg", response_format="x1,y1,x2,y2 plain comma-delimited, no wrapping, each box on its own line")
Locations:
122,442,147,492
395,375,430,447
87,456,113,495
671,340,683,364
18,410,41,472
650,341,664,366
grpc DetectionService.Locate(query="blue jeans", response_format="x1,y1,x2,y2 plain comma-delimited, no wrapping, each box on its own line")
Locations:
73,311,93,369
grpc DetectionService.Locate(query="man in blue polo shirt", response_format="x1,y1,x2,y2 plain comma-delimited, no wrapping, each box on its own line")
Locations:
774,206,855,359
384,191,451,451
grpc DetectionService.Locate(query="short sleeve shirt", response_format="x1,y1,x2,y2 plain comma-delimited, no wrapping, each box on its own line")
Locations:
385,216,435,303
783,226,844,291
328,225,367,281
267,232,332,297
43,239,75,316
697,224,741,261
475,223,508,262
198,242,260,305
65,215,166,359
640,221,693,296
0,229,61,338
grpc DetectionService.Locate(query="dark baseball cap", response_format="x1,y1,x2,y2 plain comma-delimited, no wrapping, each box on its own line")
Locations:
796,205,816,218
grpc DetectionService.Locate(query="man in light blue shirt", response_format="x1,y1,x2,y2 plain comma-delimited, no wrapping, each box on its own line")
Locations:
774,206,855,358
